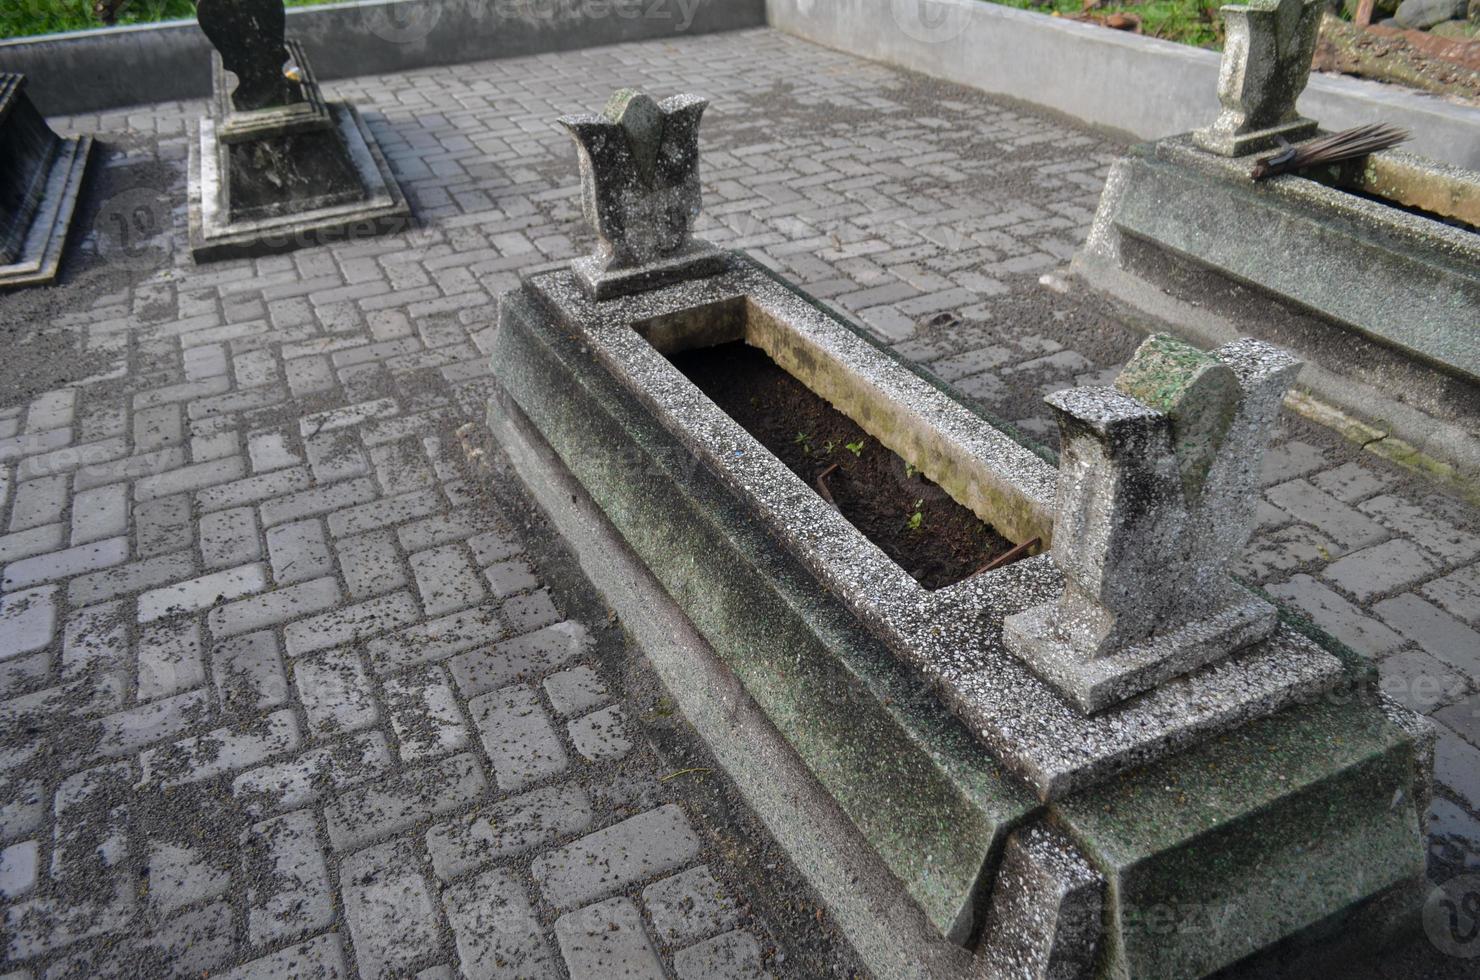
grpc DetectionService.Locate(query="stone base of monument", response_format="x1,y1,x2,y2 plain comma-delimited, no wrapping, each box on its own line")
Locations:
186,43,409,262
0,74,94,291
483,250,1431,978
1075,134,1480,488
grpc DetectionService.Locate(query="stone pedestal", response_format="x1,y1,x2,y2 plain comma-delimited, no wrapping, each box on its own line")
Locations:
0,74,93,290
187,41,409,261
1192,0,1324,157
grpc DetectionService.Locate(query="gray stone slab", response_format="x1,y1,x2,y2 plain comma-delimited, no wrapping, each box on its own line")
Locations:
341,839,440,979
534,804,701,909
554,897,664,980
443,867,557,980
642,865,741,946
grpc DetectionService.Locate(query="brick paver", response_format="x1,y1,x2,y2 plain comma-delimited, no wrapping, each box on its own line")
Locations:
0,24,1476,978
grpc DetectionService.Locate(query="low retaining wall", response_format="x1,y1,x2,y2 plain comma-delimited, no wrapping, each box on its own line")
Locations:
1,0,767,116
766,0,1480,171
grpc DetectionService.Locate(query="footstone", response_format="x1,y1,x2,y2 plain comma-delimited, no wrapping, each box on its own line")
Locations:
0,74,93,290
186,1,409,261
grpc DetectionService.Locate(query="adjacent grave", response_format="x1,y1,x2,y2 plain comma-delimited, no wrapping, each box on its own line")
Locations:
185,0,410,261
485,85,1434,979
0,72,92,289
1076,0,1480,485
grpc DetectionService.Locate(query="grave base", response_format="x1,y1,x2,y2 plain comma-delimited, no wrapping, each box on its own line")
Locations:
187,102,409,262
482,254,1431,978
0,133,91,291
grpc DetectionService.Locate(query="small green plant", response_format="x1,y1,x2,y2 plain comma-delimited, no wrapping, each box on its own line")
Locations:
904,462,918,479
823,439,839,456
905,499,924,532
794,431,813,455
845,439,866,457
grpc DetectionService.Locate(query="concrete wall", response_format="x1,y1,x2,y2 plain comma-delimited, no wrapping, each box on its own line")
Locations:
2,0,768,116
766,0,1480,171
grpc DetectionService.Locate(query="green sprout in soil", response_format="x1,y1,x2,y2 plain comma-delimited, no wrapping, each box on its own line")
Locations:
845,439,866,457
905,462,919,479
794,431,813,454
906,500,924,532
823,439,838,456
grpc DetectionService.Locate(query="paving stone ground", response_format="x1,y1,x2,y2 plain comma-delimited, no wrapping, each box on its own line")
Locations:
0,25,1477,978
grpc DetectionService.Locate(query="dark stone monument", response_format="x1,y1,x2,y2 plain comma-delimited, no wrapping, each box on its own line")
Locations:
187,0,410,261
0,74,93,289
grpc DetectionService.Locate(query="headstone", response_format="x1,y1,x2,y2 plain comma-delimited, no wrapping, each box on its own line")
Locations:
1193,0,1324,156
187,0,409,260
1003,333,1302,713
0,74,94,289
559,88,726,301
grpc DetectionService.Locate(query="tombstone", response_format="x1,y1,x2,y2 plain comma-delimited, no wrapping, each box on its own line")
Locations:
187,0,410,261
1193,0,1323,157
559,88,726,300
0,73,93,289
1003,333,1301,712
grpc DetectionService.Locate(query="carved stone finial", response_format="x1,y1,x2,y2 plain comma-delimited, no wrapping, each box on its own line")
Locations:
1193,0,1323,157
558,89,724,300
1002,334,1302,713
196,0,303,112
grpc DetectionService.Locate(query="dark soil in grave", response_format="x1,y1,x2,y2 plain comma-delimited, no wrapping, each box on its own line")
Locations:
670,341,1015,590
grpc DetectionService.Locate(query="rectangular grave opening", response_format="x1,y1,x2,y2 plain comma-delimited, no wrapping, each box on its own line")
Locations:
635,298,1020,590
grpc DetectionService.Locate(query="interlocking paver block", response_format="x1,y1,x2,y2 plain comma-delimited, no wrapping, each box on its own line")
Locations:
0,586,57,661
1374,594,1480,676
569,705,633,762
282,589,420,657
443,867,556,980
384,666,468,761
470,684,569,792
244,808,335,946
554,896,664,980
148,840,231,913
324,751,487,852
219,933,350,980
1322,539,1439,603
200,506,262,568
213,629,290,711
137,618,205,700
543,664,609,717
643,865,742,945
336,529,406,599
138,562,268,623
427,782,593,881
234,730,393,818
534,804,702,909
410,543,486,616
295,648,380,738
265,517,335,585
140,708,301,785
70,483,128,545
342,838,441,979
1268,575,1406,657
673,930,769,980
207,575,342,638
3,535,128,590
450,620,590,697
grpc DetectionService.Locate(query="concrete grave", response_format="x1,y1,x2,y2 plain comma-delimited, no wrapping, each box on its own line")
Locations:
0,73,93,290
186,0,410,261
484,88,1433,979
1076,0,1480,490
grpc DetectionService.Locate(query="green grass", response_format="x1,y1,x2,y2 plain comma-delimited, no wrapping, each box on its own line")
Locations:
987,0,1227,48
2,0,341,41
